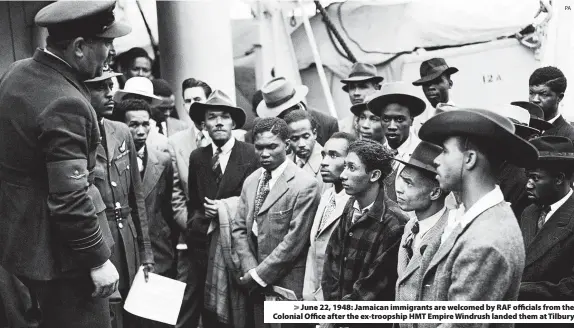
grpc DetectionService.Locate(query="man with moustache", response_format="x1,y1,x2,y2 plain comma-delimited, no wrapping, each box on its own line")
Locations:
232,117,320,328
0,2,130,326
186,90,259,327
416,108,537,323
303,132,356,302
349,92,386,145
368,82,426,202
339,63,384,138
322,139,406,328
529,66,574,140
394,141,452,309
519,136,574,328
285,110,331,194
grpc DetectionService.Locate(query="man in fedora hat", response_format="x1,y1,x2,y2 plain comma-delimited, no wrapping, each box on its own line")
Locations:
114,76,169,151
394,141,453,308
186,90,259,327
349,92,386,145
368,82,427,203
519,137,574,322
86,71,155,327
412,57,458,110
416,108,537,309
529,66,574,141
339,63,384,138
322,140,406,328
0,1,130,326
257,77,339,146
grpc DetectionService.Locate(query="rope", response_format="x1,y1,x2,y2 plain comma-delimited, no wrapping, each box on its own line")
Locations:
314,1,357,63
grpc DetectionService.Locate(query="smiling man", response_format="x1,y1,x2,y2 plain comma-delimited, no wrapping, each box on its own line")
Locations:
284,109,330,193
519,136,574,312
368,82,426,202
322,139,406,328
528,66,574,141
232,117,320,328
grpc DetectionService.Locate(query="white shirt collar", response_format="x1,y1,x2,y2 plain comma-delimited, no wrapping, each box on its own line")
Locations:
261,160,290,190
43,48,72,68
417,206,446,236
458,185,505,230
546,188,573,223
397,132,420,158
353,200,375,213
547,113,562,125
212,137,235,156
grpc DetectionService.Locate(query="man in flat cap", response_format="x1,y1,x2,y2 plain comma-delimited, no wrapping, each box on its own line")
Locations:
519,136,574,325
339,63,383,139
368,82,426,203
529,66,574,141
416,108,537,310
0,1,130,327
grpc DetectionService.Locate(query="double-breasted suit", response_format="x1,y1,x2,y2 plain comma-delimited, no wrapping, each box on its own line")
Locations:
395,210,450,306
232,161,321,298
416,199,525,328
519,193,574,302
141,146,177,277
94,119,154,292
303,188,350,301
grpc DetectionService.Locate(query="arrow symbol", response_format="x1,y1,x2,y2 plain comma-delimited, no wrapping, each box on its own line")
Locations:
294,305,300,310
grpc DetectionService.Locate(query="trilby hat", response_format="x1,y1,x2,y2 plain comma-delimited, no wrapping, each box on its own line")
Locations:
114,77,162,107
412,58,458,86
510,101,554,131
395,141,442,175
189,90,246,129
256,77,308,118
341,63,384,92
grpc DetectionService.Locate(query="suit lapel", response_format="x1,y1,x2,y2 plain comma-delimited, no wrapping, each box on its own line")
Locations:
310,190,331,240
306,144,323,176
397,218,415,279
317,192,349,237
257,162,295,215
424,220,464,275
142,149,164,198
178,129,197,169
521,206,539,248
215,141,243,199
103,119,117,163
525,194,574,267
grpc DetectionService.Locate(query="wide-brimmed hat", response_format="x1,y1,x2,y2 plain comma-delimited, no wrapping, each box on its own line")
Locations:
189,90,246,129
341,63,384,92
418,108,538,165
510,101,553,131
85,69,122,83
412,58,459,86
114,77,162,106
349,92,381,116
498,104,540,139
35,1,131,40
367,82,426,118
256,77,309,118
395,141,442,175
528,136,574,167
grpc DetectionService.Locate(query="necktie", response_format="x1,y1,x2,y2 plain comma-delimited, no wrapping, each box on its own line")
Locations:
403,221,420,262
157,121,164,135
212,147,223,185
196,131,206,148
137,147,145,179
351,207,367,224
317,194,336,234
252,170,272,231
537,205,551,232
297,158,306,168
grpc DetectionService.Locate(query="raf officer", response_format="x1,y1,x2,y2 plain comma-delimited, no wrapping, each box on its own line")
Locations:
0,2,130,327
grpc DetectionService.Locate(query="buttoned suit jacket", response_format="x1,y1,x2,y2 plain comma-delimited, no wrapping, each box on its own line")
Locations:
168,128,197,227
231,160,321,298
94,119,154,285
517,195,574,328
395,209,450,307
0,49,112,279
302,188,349,301
291,143,331,195
416,202,525,328
186,140,259,256
543,115,574,141
142,146,177,277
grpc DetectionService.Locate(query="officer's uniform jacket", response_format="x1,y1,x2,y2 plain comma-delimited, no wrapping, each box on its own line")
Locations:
0,49,114,280
94,118,153,288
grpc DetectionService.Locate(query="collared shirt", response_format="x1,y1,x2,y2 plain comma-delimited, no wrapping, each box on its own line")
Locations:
391,133,421,174
250,159,291,287
413,206,446,251
351,200,375,224
547,113,562,125
440,185,505,245
194,124,212,147
212,137,235,173
43,48,72,68
545,188,573,224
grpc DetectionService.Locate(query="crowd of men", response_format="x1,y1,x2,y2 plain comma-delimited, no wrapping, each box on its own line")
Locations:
0,2,573,328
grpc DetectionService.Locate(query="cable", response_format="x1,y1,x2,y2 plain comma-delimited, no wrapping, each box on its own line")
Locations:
314,0,357,62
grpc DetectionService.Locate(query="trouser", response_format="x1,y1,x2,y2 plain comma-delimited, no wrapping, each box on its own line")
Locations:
176,253,208,328
19,274,111,328
0,266,38,328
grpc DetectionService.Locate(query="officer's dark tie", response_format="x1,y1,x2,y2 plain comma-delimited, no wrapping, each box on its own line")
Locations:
212,147,223,185
403,221,420,262
537,205,551,233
